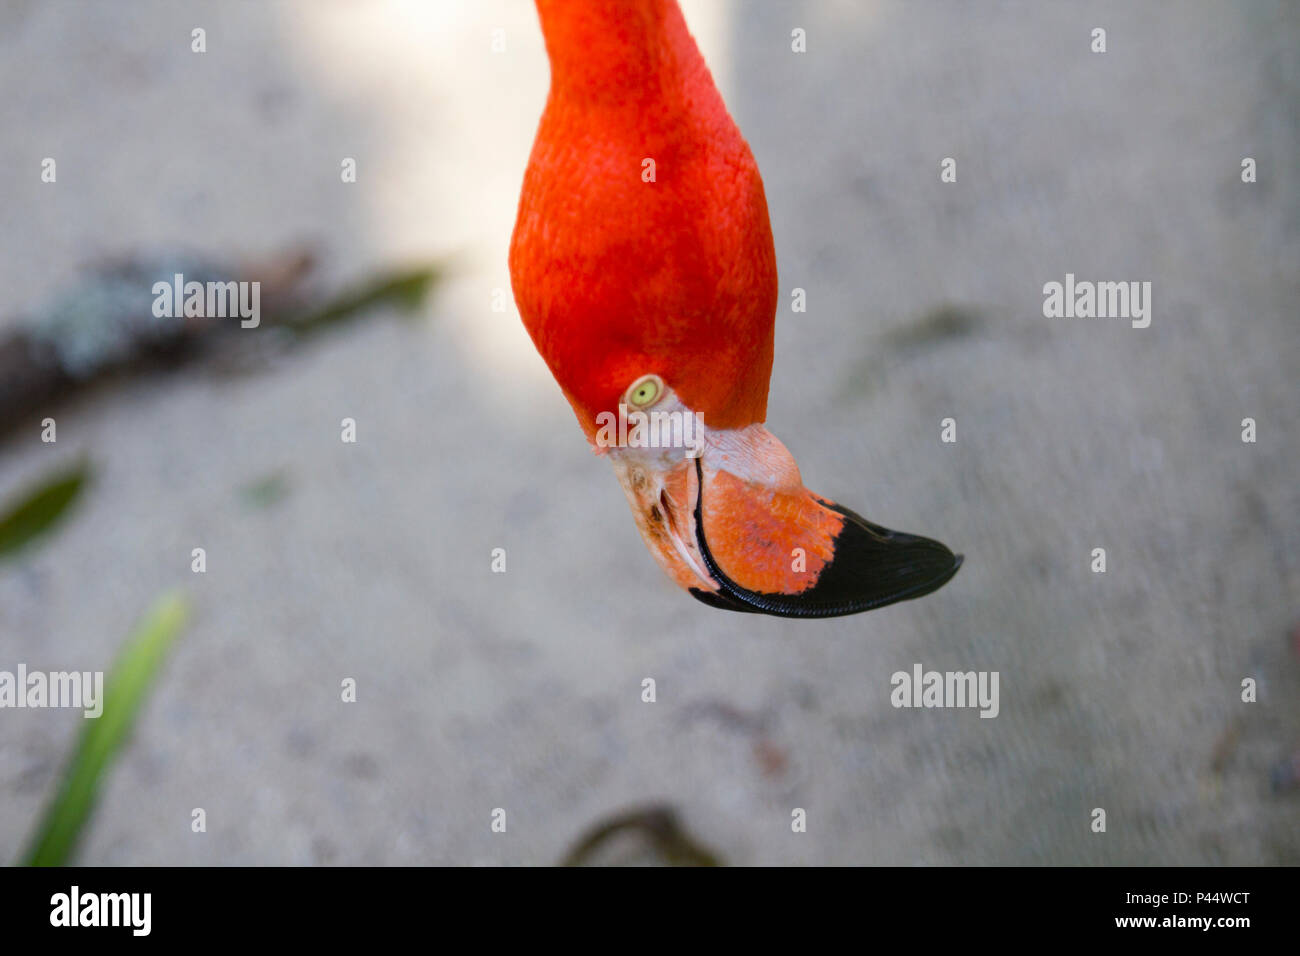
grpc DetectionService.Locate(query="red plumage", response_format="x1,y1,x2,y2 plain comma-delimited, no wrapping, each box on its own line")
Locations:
509,0,778,439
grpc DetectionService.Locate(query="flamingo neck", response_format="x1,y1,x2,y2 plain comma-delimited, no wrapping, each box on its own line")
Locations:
534,0,704,108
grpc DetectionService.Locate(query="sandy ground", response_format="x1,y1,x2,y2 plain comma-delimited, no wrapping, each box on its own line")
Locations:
0,0,1297,864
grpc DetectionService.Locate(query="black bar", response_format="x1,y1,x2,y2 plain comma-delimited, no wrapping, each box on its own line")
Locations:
0,866,1286,942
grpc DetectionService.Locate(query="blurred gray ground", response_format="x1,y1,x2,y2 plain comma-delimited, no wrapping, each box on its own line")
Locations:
1,0,1297,864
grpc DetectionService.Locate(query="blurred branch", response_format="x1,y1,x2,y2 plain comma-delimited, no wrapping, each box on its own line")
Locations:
0,251,443,446
561,804,722,867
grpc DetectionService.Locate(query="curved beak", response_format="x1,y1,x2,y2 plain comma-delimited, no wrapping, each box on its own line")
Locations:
608,425,962,618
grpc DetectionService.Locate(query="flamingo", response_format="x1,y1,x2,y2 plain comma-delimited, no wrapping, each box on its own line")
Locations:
509,0,962,618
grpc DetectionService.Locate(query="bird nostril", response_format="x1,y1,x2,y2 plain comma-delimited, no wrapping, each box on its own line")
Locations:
657,489,681,536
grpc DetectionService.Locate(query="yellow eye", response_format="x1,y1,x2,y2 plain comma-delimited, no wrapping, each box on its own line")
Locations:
627,374,663,408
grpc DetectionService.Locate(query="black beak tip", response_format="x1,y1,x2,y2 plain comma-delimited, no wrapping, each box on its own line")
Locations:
930,549,964,590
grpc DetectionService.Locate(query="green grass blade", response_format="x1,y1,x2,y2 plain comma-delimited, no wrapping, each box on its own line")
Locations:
21,591,190,867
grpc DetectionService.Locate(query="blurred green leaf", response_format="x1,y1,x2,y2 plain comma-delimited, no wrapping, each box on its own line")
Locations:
239,469,291,509
22,591,190,867
839,305,984,402
287,264,441,337
883,304,982,350
0,459,92,561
